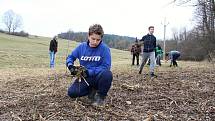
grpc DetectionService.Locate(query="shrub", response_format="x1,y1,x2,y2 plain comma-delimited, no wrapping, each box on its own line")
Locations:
12,31,29,37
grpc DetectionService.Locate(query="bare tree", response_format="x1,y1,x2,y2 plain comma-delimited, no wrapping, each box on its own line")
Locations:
171,0,215,61
3,10,15,34
12,14,23,33
2,10,23,34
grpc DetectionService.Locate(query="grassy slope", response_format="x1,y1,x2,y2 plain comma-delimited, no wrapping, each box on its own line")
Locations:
0,33,130,69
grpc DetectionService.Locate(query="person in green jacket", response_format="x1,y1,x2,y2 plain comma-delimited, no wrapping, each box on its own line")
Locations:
155,45,163,66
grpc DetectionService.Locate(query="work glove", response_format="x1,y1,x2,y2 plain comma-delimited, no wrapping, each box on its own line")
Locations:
68,65,78,75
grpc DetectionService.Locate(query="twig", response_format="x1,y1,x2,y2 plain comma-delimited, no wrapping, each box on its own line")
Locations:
81,75,89,86
39,114,46,121
161,95,180,109
45,112,61,120
121,83,140,91
10,111,22,121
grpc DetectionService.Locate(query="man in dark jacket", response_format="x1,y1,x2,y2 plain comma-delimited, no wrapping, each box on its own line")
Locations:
131,38,141,65
49,36,58,68
139,26,157,78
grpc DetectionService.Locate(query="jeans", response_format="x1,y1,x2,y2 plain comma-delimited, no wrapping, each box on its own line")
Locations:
139,51,155,74
68,70,113,98
49,51,55,68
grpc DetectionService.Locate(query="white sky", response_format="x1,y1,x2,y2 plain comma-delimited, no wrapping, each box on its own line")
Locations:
0,0,196,39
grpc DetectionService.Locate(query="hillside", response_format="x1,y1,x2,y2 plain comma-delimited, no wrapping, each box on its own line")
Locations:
0,33,130,69
58,31,135,50
0,33,214,120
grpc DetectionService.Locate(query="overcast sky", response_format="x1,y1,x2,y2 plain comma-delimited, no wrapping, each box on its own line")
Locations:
0,0,196,39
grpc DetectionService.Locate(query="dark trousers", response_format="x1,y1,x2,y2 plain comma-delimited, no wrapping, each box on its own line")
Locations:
171,54,180,67
156,55,162,66
68,70,113,98
132,53,139,65
172,60,178,67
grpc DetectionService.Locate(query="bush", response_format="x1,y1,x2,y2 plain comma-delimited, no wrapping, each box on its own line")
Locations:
0,29,6,33
12,31,29,37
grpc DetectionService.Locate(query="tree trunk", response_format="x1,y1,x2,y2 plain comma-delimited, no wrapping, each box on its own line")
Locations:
8,27,11,34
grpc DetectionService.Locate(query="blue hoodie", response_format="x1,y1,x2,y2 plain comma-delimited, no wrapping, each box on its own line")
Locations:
66,41,111,77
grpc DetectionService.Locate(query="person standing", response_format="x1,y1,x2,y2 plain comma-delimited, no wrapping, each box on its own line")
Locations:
130,38,141,65
49,36,58,68
139,26,157,78
66,24,113,106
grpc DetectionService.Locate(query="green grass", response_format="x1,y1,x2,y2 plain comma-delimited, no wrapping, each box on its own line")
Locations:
0,33,131,69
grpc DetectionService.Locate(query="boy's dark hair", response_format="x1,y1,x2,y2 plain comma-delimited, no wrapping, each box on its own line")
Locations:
88,24,104,38
157,44,161,49
148,26,154,30
53,36,57,40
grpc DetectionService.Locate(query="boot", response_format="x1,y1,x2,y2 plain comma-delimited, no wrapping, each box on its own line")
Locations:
92,94,105,106
88,88,97,103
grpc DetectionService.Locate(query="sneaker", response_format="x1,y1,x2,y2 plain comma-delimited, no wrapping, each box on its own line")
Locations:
92,94,105,106
150,73,157,78
88,88,97,103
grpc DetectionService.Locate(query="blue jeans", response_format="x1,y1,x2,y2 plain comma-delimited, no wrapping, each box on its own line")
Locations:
49,51,55,68
139,51,156,73
68,70,113,98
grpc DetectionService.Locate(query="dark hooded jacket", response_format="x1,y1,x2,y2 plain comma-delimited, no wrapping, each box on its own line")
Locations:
49,38,58,53
131,43,141,54
140,34,156,52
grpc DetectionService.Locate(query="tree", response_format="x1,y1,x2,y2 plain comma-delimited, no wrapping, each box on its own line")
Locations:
2,10,23,34
12,14,23,33
172,0,215,61
3,10,15,33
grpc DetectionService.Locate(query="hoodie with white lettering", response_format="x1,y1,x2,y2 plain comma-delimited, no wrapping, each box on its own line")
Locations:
66,41,111,77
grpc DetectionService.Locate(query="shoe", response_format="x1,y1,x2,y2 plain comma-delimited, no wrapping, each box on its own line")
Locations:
88,88,97,103
139,71,142,74
150,73,157,78
92,94,105,106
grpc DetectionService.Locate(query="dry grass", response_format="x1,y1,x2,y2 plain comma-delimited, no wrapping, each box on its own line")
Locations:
0,61,215,120
0,33,215,120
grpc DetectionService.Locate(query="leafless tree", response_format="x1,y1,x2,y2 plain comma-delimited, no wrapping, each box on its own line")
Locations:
171,0,215,61
12,14,23,33
3,10,15,34
2,10,23,34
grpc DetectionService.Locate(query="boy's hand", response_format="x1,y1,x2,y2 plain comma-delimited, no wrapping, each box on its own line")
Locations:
68,65,78,75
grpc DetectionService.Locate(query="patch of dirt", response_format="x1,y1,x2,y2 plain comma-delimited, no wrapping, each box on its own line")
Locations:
0,65,215,120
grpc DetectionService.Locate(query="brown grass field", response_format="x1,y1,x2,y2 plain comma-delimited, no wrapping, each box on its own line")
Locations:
0,33,215,120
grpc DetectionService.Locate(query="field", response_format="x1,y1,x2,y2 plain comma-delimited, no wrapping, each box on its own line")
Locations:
0,33,215,121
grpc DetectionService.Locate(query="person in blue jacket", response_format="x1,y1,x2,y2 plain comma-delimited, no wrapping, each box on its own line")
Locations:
66,24,112,106
166,50,181,67
139,26,157,78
